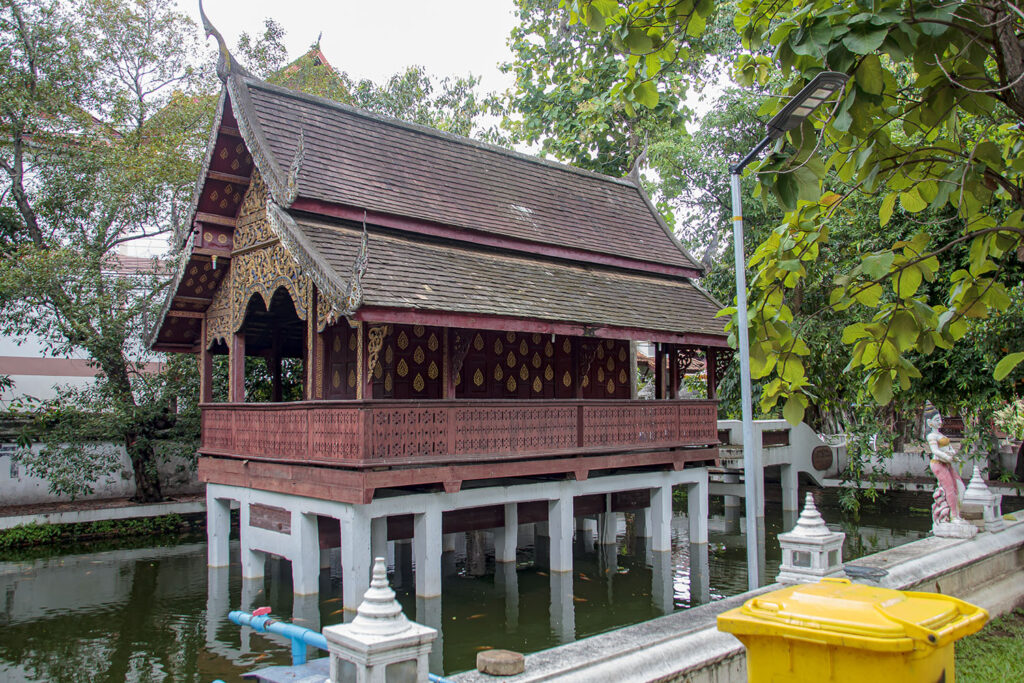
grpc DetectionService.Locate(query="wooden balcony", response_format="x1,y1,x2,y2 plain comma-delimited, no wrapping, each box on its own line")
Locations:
201,399,717,465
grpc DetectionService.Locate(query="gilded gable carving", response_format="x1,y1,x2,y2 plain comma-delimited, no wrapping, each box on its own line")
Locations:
233,170,274,250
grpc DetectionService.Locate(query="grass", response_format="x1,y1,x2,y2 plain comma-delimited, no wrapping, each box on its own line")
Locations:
956,608,1024,682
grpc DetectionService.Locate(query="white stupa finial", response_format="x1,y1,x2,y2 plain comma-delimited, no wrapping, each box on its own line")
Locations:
963,466,990,501
349,557,411,636
790,492,831,537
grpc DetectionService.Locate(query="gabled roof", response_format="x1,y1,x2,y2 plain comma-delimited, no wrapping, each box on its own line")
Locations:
229,76,704,275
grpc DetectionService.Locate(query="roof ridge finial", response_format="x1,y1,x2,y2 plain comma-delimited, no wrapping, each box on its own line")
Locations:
199,0,252,82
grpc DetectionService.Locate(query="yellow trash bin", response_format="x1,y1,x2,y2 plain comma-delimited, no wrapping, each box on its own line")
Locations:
717,578,987,682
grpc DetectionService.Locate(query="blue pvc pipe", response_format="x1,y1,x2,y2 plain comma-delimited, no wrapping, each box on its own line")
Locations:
229,610,328,665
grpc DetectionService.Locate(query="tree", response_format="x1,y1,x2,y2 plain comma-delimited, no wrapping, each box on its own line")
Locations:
0,0,209,501
569,0,1024,424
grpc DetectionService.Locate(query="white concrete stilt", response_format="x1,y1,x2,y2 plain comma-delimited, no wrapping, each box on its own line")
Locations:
634,505,652,539
417,595,444,674
598,510,618,545
550,569,575,643
690,541,710,604
414,507,442,598
206,565,230,649
293,511,321,596
687,472,709,545
340,510,372,615
650,550,673,614
442,532,457,553
548,493,574,572
650,482,673,553
496,560,519,631
780,464,799,512
494,502,519,563
206,493,232,568
370,516,388,561
239,501,265,580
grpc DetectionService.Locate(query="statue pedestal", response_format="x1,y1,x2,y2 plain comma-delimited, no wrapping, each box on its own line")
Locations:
933,520,978,539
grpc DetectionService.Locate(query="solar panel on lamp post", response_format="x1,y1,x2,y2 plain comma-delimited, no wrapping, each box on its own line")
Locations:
727,71,848,592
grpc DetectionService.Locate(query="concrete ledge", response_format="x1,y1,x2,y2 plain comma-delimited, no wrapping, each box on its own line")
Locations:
0,499,205,530
451,510,1024,683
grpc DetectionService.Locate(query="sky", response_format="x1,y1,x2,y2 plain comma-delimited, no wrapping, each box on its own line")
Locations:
181,0,520,94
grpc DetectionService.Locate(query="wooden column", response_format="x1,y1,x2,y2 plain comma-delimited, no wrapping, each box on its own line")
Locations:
229,331,245,403
304,287,324,401
654,344,664,400
198,319,213,404
706,347,718,400
443,328,454,399
355,322,365,400
669,345,680,399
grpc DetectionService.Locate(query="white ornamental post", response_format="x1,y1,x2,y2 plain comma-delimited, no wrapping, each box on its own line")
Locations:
962,466,1005,533
776,492,846,585
323,557,437,683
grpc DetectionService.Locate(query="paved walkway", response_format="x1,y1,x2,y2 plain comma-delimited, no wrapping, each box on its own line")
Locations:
0,493,205,530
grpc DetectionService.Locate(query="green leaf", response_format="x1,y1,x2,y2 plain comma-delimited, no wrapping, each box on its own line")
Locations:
783,395,805,425
632,80,659,108
900,187,927,213
842,24,888,54
869,372,893,404
879,192,897,226
894,266,922,299
856,54,884,95
854,284,883,307
994,352,1024,381
862,252,895,279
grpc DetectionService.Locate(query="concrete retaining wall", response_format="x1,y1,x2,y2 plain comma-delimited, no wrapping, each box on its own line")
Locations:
450,510,1024,683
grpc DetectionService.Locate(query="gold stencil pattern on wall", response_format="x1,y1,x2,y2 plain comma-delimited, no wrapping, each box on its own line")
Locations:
596,345,605,360
563,370,572,387
506,351,516,367
413,346,425,364
494,365,504,381
605,340,614,349
532,376,542,393
582,376,590,388
413,325,425,337
545,341,553,357
373,362,382,379
413,373,425,392
532,352,541,369
385,346,393,365
474,333,484,351
348,334,357,351
428,333,439,351
619,368,627,384
519,339,528,355
455,372,461,385
618,347,627,362
494,339,503,355
332,336,341,353
607,357,615,371
506,376,517,392
428,361,439,380
347,369,356,388
606,378,615,394
598,367,605,382
532,333,541,344
519,364,529,381
473,368,484,386
506,331,516,343
562,337,571,354
397,358,409,377
397,330,409,350
545,365,554,381
384,374,393,392
332,370,341,388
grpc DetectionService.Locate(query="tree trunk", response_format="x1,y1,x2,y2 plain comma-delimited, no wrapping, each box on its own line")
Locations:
127,435,163,502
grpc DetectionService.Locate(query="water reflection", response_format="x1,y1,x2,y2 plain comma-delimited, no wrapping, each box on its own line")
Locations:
0,491,944,681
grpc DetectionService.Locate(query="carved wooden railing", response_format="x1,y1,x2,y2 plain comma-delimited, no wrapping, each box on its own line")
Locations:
200,399,719,467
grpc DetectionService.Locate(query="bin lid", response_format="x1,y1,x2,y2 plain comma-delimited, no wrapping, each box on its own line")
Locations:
717,578,987,652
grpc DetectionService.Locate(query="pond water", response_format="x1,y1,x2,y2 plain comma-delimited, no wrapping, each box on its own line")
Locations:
0,491,959,681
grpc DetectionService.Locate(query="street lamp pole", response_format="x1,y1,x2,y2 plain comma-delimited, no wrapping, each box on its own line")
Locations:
728,71,848,592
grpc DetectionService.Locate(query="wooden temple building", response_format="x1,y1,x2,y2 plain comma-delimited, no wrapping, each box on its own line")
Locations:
150,19,731,616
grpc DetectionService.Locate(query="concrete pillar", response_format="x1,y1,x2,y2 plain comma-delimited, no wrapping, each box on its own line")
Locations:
494,502,519,564
650,483,673,553
414,507,442,598
690,541,710,605
755,433,766,519
442,532,458,553
205,565,230,649
634,506,652,539
206,493,232,568
340,511,372,615
239,577,263,654
370,516,388,561
597,511,618,545
417,595,444,674
292,592,320,633
781,464,799,512
687,474,709,545
547,493,574,572
293,511,321,596
239,501,265,580
721,471,741,509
